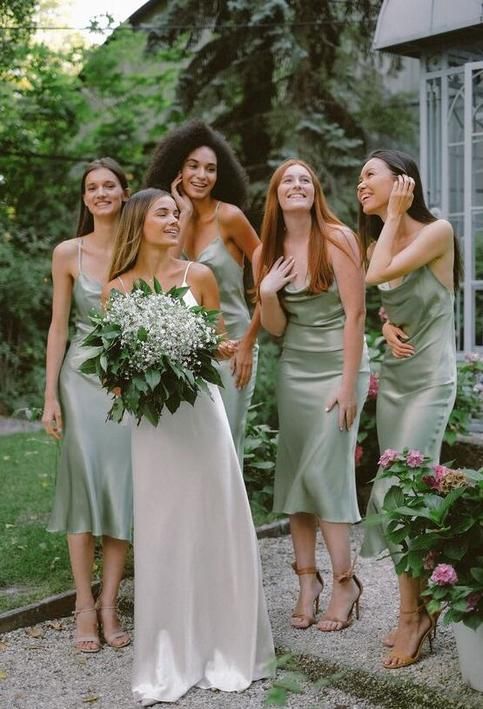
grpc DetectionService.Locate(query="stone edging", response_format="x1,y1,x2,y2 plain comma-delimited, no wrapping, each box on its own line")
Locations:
0,518,290,635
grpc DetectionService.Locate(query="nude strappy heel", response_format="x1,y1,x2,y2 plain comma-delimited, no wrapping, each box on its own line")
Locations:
291,563,324,629
95,603,130,649
317,563,363,632
383,605,436,669
73,607,101,653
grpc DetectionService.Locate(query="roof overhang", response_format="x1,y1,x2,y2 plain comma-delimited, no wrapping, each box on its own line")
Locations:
374,0,483,57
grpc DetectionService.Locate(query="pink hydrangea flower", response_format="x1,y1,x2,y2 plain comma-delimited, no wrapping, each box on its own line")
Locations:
430,563,458,586
406,449,425,468
465,352,480,363
368,373,379,399
378,449,399,468
354,445,363,466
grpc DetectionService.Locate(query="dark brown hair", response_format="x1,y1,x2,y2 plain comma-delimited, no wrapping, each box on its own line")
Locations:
358,149,462,288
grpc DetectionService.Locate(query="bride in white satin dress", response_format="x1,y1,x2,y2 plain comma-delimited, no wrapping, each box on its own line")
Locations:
104,188,274,705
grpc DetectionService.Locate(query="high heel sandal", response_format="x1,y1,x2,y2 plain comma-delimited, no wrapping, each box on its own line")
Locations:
317,565,363,632
383,609,439,648
291,563,324,629
383,605,436,669
96,603,130,649
73,607,101,653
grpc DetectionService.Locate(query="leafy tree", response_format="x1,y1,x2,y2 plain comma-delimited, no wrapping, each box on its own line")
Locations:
0,0,37,77
141,0,414,220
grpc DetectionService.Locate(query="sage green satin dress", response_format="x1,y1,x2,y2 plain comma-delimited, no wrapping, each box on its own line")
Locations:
274,281,370,521
48,240,132,541
361,266,456,557
194,205,257,465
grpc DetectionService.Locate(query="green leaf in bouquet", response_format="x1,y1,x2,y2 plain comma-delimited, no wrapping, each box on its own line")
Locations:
145,369,161,390
133,278,153,295
137,326,148,342
165,395,181,414
100,354,108,372
167,284,189,300
133,376,149,393
142,400,160,426
202,366,223,387
80,356,99,375
109,397,125,423
183,387,197,406
152,277,162,294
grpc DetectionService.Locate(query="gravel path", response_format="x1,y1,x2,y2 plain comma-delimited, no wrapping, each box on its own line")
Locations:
0,530,480,708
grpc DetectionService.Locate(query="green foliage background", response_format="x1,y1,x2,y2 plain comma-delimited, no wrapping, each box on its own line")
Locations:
0,0,418,413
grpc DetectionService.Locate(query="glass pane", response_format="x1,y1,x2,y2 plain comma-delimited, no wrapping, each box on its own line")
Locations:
426,78,441,209
448,71,464,144
449,143,464,213
472,69,483,135
475,290,483,348
472,138,483,208
473,211,483,280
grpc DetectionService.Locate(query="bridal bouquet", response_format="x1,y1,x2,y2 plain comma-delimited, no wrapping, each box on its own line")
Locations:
80,279,222,425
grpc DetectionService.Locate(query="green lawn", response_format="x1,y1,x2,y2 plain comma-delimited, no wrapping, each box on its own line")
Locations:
0,432,73,612
0,429,271,614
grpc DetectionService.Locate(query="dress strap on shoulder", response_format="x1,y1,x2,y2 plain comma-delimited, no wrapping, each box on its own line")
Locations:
77,238,84,275
182,261,192,285
117,275,128,294
214,200,221,216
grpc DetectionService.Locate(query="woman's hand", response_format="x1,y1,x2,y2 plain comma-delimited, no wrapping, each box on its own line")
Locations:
171,173,193,218
387,175,414,220
42,398,63,440
260,256,296,297
382,321,415,358
325,387,358,431
231,339,254,389
217,339,238,360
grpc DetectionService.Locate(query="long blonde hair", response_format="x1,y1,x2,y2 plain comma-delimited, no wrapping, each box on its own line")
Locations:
256,159,358,295
108,188,173,281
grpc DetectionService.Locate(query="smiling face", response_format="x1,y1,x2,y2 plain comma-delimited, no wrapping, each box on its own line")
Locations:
83,167,127,219
277,163,315,213
143,194,180,247
357,157,397,215
181,146,218,200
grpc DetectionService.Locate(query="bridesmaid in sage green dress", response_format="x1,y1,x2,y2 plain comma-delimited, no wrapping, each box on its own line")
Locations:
254,159,369,634
43,158,132,653
357,149,459,669
144,120,260,464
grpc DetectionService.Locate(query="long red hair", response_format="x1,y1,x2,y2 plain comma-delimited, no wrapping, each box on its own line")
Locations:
256,159,357,295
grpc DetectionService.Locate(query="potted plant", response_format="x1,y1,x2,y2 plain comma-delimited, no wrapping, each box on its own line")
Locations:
376,449,483,690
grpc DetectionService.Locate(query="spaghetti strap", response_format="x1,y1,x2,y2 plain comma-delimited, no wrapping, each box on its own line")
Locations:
117,275,128,294
77,238,83,275
182,261,192,285
214,200,221,216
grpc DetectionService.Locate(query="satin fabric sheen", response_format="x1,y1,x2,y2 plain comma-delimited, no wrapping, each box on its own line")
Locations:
131,288,274,705
48,269,132,540
362,266,457,557
194,230,257,464
274,281,370,521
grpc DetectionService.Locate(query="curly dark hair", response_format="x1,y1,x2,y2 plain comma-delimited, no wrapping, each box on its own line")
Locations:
143,120,248,208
